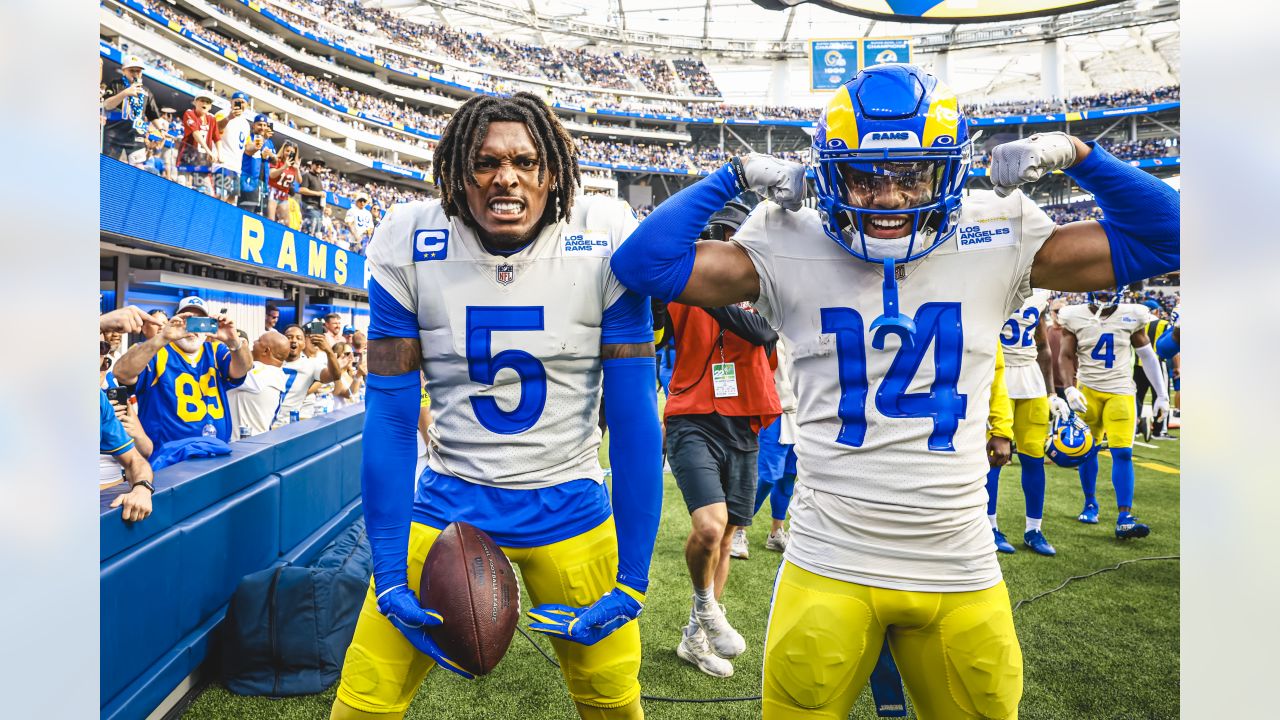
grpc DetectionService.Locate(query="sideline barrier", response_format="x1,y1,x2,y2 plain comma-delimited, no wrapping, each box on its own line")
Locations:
100,406,366,720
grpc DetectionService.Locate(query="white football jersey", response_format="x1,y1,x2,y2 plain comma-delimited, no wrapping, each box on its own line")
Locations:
1058,302,1154,395
366,195,637,490
346,207,375,238
1000,289,1051,399
736,188,1056,591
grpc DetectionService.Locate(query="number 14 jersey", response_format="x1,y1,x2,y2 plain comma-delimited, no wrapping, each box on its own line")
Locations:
735,189,1056,591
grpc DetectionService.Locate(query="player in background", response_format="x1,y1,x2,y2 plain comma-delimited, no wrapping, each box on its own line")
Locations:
1134,297,1173,440
610,64,1179,719
986,289,1069,556
1059,290,1169,539
332,93,662,720
986,344,1015,551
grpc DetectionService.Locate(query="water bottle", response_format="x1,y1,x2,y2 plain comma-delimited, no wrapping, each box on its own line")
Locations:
289,410,300,423
239,425,250,440
202,418,217,438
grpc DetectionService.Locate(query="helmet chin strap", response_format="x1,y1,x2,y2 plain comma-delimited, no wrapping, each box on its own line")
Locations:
869,257,916,350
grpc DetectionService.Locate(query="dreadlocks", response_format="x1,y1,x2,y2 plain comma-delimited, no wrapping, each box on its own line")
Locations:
433,92,580,232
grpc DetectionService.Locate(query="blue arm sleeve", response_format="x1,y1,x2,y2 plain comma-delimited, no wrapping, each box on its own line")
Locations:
368,277,420,339
601,290,654,345
362,370,421,596
602,356,663,595
610,163,741,302
100,391,135,456
1063,142,1180,286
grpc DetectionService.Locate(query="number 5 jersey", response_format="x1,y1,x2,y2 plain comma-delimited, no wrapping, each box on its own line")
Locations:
734,189,1056,591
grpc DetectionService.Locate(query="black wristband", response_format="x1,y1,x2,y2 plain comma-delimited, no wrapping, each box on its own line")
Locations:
729,156,749,195
131,479,155,494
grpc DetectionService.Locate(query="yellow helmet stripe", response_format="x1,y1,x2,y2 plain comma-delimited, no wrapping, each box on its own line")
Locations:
921,91,960,148
823,86,860,149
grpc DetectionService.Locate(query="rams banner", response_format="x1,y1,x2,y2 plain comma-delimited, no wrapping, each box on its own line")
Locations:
810,40,859,90
794,0,1125,23
101,156,368,291
861,37,911,68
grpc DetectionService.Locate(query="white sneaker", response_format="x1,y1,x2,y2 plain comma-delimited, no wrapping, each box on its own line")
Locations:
765,529,789,553
676,626,734,677
730,528,749,559
693,600,747,659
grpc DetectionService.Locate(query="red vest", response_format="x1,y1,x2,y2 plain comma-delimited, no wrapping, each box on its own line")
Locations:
664,303,781,433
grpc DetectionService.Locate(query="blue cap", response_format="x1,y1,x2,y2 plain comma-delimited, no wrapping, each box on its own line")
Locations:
1142,299,1161,311
342,326,356,335
231,91,250,102
176,296,208,316
253,113,271,124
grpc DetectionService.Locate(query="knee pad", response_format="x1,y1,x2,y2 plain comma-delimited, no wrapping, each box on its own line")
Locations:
939,600,1024,719
564,652,641,709
766,598,868,709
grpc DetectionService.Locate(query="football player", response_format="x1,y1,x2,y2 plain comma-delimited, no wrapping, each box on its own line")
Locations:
611,64,1179,718
986,289,1069,556
1058,289,1168,538
332,93,663,720
1134,298,1174,440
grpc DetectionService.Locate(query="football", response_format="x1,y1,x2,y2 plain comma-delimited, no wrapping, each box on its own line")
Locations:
420,521,520,676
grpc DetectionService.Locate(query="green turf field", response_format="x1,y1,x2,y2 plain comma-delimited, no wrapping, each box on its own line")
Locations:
183,433,1179,720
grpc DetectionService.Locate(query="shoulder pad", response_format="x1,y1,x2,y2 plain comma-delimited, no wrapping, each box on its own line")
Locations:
365,199,448,269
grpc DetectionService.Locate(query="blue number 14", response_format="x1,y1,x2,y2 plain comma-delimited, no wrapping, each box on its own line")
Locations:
821,303,968,452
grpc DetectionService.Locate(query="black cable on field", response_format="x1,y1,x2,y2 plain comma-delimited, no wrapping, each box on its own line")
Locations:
1012,555,1180,612
516,625,763,703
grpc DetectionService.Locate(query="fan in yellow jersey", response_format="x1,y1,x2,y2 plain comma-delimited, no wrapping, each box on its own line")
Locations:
1058,289,1168,538
611,63,1180,719
985,289,1069,556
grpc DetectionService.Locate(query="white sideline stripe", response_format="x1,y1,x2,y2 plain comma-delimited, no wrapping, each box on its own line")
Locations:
1133,441,1158,448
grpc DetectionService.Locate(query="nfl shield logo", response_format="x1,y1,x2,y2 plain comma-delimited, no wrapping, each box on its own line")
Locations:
496,263,515,285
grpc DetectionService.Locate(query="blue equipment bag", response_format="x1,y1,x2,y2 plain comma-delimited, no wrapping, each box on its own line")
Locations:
218,518,372,696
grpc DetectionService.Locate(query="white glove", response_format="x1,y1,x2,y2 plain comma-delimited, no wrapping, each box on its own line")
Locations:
989,132,1078,198
1064,386,1088,414
1049,395,1071,423
740,153,807,212
1153,396,1170,421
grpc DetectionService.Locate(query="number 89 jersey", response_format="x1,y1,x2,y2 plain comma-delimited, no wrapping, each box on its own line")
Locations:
737,190,1056,506
1057,303,1154,395
365,196,641,490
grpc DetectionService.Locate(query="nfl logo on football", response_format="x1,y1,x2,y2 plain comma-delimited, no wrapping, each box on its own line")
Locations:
496,263,515,286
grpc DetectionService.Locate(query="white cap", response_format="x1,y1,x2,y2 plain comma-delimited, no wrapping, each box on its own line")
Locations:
121,55,146,70
176,296,208,316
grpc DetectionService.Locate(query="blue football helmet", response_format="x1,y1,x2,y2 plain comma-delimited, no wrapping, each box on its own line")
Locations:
811,64,972,348
1087,287,1123,307
1045,414,1098,468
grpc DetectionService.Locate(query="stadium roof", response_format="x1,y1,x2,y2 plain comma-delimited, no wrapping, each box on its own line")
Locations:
365,0,1179,101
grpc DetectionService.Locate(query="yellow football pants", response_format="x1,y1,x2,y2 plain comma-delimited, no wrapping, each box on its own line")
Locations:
763,561,1022,720
1011,397,1050,458
1079,384,1135,450
332,519,643,719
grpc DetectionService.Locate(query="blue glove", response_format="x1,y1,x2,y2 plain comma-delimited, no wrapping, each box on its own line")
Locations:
526,586,643,646
377,584,475,679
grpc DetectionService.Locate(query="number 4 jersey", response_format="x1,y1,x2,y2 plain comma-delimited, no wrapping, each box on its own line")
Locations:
365,195,646,490
1057,302,1154,395
735,189,1056,591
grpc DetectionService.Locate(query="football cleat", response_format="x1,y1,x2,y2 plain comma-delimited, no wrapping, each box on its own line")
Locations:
765,529,789,553
1115,513,1151,540
677,626,734,678
992,529,1016,554
1077,502,1100,524
1023,529,1057,556
730,527,749,559
1137,417,1151,443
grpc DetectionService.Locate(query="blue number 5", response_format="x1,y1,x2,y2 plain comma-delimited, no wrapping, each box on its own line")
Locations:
465,306,546,434
823,303,968,452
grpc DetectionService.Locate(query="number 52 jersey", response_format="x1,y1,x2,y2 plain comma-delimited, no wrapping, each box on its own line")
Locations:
735,189,1056,591
364,195,646,490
